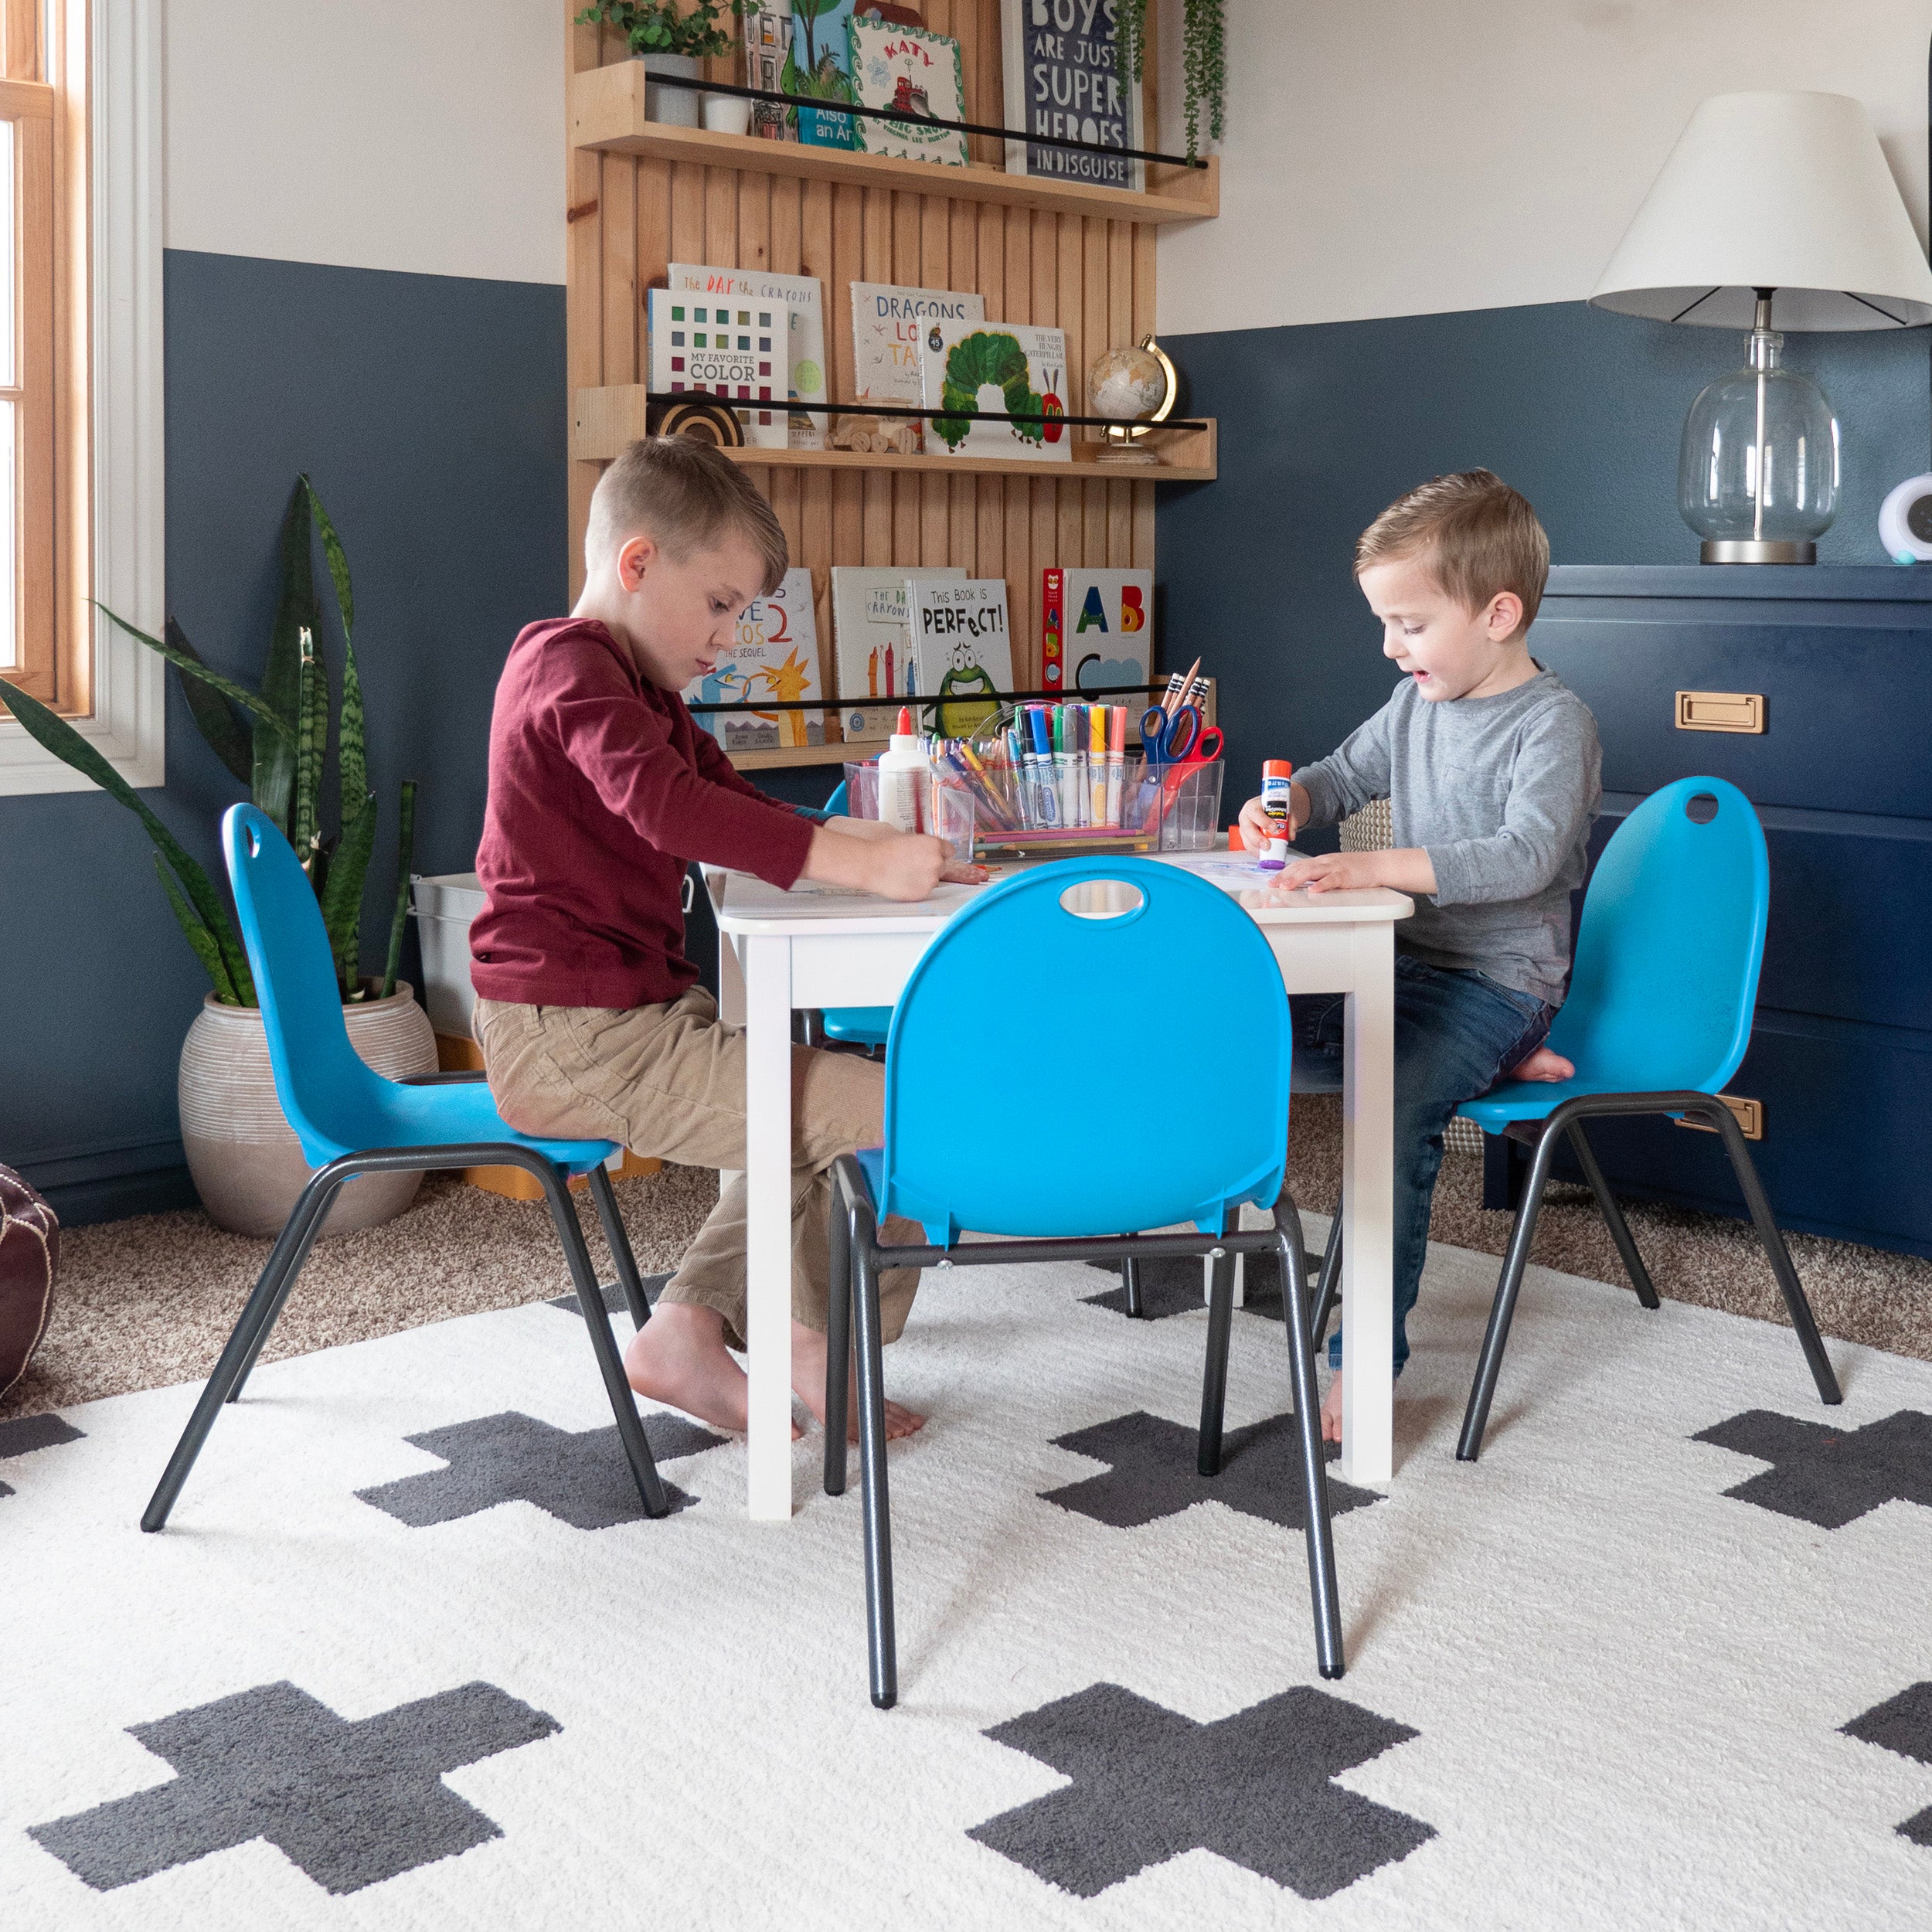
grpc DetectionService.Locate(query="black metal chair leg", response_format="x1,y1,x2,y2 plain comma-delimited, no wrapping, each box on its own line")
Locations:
537,1165,670,1519
1564,1121,1658,1308
587,1162,651,1330
1121,1257,1145,1318
851,1199,897,1709
224,1182,340,1404
1458,1111,1569,1463
143,1172,346,1530
1198,1248,1236,1476
1276,1221,1344,1679
1701,1101,1842,1406
824,1162,855,1497
1311,1215,1343,1348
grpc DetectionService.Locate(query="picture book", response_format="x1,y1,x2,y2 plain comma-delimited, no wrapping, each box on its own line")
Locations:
829,565,964,741
917,321,1070,464
1001,0,1144,192
784,0,859,148
910,579,1014,737
645,289,791,451
741,0,795,140
1047,567,1153,699
683,567,824,750
846,17,967,168
668,264,825,447
839,281,985,454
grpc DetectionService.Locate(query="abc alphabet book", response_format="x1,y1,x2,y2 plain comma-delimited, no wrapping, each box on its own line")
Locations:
1042,567,1152,699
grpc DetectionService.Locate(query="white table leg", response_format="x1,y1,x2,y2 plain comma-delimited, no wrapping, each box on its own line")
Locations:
1338,924,1395,1487
714,906,745,1202
742,934,794,1519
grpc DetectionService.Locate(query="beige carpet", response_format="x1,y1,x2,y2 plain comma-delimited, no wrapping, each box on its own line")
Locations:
5,1097,1926,1421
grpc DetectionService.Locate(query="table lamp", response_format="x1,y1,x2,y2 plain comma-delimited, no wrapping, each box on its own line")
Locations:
1592,91,1932,563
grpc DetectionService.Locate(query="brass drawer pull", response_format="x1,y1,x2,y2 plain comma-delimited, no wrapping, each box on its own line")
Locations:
1676,690,1765,733
1676,1094,1764,1141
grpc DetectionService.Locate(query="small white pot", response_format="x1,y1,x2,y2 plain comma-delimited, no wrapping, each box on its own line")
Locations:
642,53,702,128
179,982,439,1238
704,94,753,137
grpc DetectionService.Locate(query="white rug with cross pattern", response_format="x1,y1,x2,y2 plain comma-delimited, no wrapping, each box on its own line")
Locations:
3,1211,1930,1931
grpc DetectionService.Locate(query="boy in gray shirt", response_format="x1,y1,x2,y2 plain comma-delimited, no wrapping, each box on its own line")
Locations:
1236,471,1600,1444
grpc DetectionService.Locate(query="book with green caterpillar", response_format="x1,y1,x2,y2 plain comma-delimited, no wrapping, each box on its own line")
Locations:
917,321,1071,464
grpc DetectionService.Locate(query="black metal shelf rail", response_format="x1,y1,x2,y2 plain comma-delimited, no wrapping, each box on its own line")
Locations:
690,681,1169,716
648,393,1205,432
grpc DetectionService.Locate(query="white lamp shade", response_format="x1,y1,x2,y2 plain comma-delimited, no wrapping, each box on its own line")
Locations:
1591,91,1932,330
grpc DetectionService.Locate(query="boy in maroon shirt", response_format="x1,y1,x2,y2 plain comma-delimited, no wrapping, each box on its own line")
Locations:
471,438,978,1439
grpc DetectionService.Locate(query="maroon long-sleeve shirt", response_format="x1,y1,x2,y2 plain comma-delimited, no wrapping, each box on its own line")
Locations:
470,617,816,1009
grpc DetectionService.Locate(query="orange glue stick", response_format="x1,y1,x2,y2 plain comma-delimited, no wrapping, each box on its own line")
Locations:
1259,759,1294,869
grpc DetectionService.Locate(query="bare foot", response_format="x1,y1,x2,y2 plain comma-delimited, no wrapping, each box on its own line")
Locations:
623,1302,803,1439
1320,1371,1344,1446
790,1321,926,1441
1512,1044,1574,1083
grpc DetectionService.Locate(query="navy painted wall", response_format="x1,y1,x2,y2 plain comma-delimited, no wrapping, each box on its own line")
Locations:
1157,298,1932,798
0,249,567,1220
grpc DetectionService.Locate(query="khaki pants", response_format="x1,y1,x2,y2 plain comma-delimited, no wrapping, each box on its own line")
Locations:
473,989,920,1350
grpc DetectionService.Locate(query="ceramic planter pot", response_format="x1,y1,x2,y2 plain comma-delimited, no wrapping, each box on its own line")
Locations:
179,982,439,1238
642,52,702,127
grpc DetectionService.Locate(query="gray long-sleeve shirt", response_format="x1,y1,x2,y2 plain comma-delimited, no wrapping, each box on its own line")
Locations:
1296,667,1601,1005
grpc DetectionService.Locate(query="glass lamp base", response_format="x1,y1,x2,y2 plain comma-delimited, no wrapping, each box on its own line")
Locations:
1701,538,1816,564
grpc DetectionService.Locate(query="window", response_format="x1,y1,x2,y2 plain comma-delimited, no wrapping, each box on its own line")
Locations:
0,0,164,795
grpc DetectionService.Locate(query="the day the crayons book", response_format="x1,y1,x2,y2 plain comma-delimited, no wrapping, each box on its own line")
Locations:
668,264,826,448
829,566,964,741
683,567,825,750
918,321,1071,463
910,579,1014,738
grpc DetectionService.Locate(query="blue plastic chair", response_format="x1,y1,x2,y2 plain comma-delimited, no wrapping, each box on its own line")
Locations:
826,858,1341,1706
1453,776,1842,1460
811,779,892,1049
141,805,670,1532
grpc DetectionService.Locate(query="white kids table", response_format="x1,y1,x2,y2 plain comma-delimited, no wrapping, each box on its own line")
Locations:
709,854,1413,1518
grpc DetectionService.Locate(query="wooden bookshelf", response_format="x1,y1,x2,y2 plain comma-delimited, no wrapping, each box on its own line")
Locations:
572,384,1218,479
565,0,1211,770
570,60,1219,225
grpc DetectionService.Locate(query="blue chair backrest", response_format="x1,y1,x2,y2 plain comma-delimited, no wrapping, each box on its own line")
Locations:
222,804,387,1163
879,858,1291,1243
1546,776,1767,1094
824,779,849,815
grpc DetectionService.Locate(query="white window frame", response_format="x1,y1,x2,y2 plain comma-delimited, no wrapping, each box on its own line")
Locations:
0,0,163,796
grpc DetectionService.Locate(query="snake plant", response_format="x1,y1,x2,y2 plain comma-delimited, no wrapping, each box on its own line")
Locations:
0,476,419,1008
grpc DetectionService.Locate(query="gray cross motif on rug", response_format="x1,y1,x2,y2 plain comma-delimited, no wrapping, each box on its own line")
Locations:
1692,1409,1932,1527
970,1681,1434,1898
29,1679,557,1895
0,1411,83,1498
355,1408,724,1528
1042,1410,1379,1531
1843,1682,1932,1846
1083,1253,1290,1321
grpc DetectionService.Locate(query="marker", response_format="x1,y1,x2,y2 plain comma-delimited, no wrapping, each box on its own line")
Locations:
1106,705,1125,827
1029,705,1060,828
1259,758,1294,869
1089,703,1108,825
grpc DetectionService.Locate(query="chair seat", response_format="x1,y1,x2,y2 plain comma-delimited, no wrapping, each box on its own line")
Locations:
298,1077,617,1176
821,1006,893,1047
1458,1073,1696,1131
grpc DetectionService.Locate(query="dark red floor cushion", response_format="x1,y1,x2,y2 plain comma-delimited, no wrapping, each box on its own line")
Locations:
0,1165,57,1400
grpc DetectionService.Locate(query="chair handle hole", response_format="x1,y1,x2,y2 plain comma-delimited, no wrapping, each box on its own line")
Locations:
1685,792,1719,825
1059,879,1146,921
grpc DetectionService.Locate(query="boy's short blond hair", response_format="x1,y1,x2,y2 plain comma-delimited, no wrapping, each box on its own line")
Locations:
586,436,788,595
1355,469,1549,634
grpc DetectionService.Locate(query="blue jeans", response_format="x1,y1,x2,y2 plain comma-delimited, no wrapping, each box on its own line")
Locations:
1291,953,1556,1375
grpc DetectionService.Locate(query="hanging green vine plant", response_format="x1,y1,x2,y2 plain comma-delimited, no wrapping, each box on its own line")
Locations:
1114,0,1226,166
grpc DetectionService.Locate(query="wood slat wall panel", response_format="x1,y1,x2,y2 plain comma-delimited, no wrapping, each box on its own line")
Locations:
565,2,1175,730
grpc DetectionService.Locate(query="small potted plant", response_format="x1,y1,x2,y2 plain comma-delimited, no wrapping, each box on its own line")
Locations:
577,1,743,128
0,478,436,1239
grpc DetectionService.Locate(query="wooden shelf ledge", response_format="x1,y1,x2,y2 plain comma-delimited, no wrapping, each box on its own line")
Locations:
570,60,1218,225
721,740,853,771
573,386,1217,480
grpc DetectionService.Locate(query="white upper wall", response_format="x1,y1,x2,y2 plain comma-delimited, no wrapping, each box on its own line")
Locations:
165,0,564,285
1156,0,1932,335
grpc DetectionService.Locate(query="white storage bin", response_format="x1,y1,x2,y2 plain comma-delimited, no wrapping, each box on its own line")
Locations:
412,872,487,1039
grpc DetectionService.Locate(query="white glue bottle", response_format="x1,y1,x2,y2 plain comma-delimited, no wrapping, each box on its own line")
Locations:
1259,758,1294,869
877,706,931,835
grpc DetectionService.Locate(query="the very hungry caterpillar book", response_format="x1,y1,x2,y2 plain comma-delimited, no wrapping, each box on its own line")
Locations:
917,321,1071,464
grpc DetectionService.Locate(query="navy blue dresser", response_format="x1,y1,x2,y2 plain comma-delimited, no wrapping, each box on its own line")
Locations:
1515,565,1932,1260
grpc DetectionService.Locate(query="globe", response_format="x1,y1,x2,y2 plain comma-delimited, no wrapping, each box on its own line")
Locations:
1089,345,1170,425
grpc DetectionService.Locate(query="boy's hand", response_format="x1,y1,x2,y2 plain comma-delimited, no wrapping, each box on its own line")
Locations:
1280,846,1438,895
804,822,972,901
1237,782,1309,851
